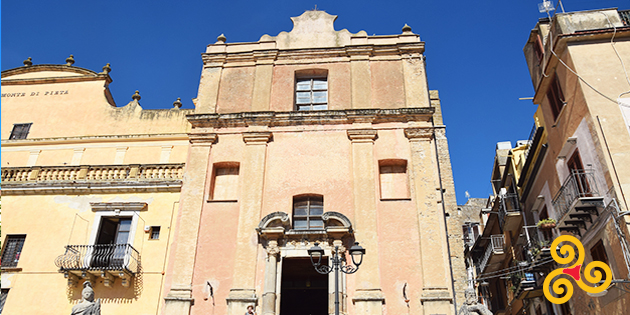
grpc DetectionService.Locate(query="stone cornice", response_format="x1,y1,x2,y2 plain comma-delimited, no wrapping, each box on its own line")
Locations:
404,128,434,141
187,107,434,129
1,133,191,147
1,181,182,195
202,42,425,67
2,64,112,84
242,131,272,144
188,133,217,144
347,129,378,142
90,202,148,212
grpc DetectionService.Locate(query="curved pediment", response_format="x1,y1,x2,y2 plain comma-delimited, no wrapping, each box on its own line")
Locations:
259,10,367,49
1,64,105,82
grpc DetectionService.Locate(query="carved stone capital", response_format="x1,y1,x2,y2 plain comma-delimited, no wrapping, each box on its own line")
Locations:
404,128,433,141
347,129,377,143
266,240,280,257
243,131,272,144
189,133,218,144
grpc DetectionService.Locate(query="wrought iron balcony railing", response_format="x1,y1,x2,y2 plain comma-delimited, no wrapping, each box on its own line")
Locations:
55,244,140,275
498,193,521,228
478,234,505,274
620,10,630,26
552,170,599,221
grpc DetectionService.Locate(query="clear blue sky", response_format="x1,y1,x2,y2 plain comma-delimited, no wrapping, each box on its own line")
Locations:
3,0,628,204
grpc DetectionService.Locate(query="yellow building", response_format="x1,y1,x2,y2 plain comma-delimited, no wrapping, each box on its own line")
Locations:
1,58,191,314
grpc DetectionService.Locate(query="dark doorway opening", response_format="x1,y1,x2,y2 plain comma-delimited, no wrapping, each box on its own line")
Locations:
280,257,328,315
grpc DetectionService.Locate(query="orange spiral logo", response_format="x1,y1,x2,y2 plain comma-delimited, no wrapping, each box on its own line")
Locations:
543,235,612,304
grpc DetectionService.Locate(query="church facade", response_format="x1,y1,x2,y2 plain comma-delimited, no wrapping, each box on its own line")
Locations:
1,11,463,315
162,10,462,315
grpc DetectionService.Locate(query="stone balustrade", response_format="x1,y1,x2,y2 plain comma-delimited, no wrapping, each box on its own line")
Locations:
2,163,184,183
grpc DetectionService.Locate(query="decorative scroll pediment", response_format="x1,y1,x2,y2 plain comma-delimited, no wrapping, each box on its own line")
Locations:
257,211,353,237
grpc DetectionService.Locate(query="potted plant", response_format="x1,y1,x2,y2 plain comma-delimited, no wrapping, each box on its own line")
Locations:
537,218,557,229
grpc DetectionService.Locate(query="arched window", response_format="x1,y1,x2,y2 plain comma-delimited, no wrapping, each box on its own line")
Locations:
293,195,324,230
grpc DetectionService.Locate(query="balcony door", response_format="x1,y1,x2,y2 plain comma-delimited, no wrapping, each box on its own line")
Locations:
92,217,132,268
567,150,591,197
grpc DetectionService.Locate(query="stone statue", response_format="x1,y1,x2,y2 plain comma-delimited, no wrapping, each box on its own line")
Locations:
71,281,101,315
457,288,492,315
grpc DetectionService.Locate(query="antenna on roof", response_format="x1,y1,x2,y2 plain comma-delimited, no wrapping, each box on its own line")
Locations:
538,1,555,15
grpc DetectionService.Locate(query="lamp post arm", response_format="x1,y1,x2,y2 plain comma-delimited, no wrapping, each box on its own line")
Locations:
313,264,333,275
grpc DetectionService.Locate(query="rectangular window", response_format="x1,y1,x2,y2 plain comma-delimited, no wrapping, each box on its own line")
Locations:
150,226,161,240
296,78,328,111
379,160,409,200
1,235,26,268
211,165,239,201
547,76,565,121
9,123,32,140
293,196,324,230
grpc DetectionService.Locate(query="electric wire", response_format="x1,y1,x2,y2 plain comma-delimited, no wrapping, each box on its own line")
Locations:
475,256,556,282
542,9,624,104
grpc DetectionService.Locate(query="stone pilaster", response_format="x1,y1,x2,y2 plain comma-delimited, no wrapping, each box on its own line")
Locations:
404,128,454,315
227,131,272,315
347,46,372,109
400,47,430,108
196,54,225,113
251,50,278,111
262,240,280,315
163,133,217,315
347,129,385,314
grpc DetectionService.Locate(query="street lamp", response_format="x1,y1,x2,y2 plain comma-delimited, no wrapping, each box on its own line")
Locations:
308,242,365,315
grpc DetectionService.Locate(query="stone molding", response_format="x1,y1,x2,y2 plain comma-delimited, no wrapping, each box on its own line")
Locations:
2,64,113,85
404,128,434,141
202,43,425,68
419,287,453,303
347,129,378,143
90,202,148,212
242,131,273,144
188,133,218,144
188,108,433,128
226,289,258,303
352,289,385,302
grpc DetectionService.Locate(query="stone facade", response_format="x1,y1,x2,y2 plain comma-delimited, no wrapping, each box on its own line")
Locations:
162,10,460,315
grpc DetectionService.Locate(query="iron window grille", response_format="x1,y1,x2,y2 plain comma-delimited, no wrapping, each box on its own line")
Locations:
1,235,26,268
9,123,32,140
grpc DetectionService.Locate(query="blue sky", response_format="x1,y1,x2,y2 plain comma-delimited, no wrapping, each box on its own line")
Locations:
3,0,629,204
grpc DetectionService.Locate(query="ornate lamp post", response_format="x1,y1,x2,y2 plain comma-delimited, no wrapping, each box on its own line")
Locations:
308,242,365,315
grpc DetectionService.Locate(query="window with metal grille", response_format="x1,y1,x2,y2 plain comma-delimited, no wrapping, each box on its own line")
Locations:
1,235,26,268
150,226,161,240
9,123,32,140
295,78,327,111
0,289,8,314
293,196,324,230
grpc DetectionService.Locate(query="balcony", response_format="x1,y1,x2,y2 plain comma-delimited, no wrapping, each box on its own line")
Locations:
620,10,630,26
55,244,140,287
1,163,184,194
498,193,522,232
478,235,506,274
552,170,604,237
